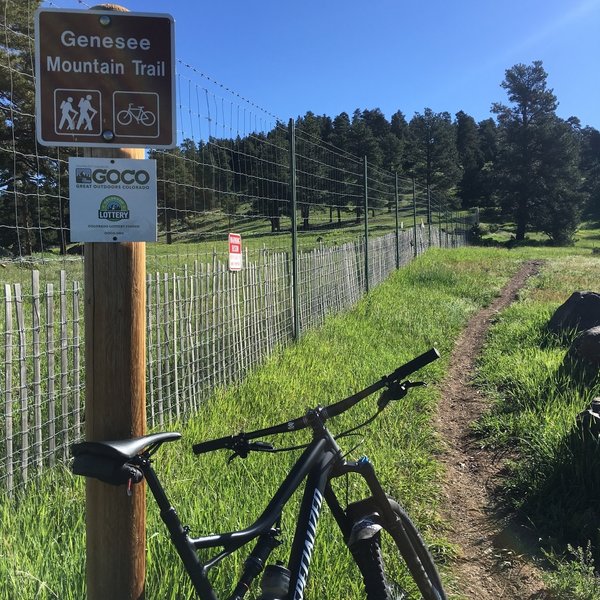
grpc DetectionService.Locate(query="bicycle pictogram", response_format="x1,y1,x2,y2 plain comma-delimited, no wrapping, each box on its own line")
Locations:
113,92,160,138
116,104,156,127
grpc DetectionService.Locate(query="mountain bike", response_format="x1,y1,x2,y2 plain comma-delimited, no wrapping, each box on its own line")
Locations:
71,348,447,600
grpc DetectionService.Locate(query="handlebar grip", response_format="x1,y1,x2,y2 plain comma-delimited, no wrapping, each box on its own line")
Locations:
192,436,236,455
389,347,440,382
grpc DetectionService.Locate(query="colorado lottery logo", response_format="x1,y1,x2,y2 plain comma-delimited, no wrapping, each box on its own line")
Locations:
98,195,130,222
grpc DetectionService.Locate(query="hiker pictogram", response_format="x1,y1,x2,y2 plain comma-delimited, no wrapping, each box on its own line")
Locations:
54,89,101,136
58,96,77,130
76,95,98,131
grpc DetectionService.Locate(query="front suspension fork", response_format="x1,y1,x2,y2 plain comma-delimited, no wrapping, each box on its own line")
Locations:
324,456,398,539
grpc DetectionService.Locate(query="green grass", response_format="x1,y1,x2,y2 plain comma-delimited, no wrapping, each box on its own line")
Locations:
2,237,599,599
0,246,524,600
545,544,600,600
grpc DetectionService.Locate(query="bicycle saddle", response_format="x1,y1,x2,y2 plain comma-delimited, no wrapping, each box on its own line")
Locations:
71,432,181,461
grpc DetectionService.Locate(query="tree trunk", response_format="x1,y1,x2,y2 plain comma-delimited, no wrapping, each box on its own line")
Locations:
301,205,310,230
22,195,34,256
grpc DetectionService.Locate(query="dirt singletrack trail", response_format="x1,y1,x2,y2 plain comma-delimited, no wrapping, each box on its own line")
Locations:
436,260,550,600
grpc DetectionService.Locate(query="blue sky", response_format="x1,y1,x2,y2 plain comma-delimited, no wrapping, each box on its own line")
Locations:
44,0,600,131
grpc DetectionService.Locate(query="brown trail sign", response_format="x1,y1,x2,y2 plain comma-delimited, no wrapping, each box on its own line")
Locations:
35,8,175,148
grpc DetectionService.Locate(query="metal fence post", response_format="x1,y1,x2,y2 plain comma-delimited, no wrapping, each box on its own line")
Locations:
412,177,418,257
289,119,299,339
363,156,369,293
394,172,400,269
427,185,432,248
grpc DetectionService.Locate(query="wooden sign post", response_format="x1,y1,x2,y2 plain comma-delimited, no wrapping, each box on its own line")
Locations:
84,143,147,600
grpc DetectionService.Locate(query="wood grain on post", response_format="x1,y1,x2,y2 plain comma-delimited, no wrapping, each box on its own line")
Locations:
83,135,147,598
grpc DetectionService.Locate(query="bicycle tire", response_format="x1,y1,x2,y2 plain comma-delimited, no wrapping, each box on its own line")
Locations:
347,496,446,600
116,110,133,126
140,110,156,127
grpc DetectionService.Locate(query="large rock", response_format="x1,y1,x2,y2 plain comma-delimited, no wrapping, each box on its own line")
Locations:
561,326,600,382
548,291,600,334
571,326,600,366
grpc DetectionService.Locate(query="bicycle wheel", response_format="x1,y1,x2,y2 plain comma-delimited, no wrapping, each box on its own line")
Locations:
346,497,446,600
116,110,132,126
140,110,156,126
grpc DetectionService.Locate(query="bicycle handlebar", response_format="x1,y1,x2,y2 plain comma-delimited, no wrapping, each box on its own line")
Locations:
324,347,440,419
192,348,440,456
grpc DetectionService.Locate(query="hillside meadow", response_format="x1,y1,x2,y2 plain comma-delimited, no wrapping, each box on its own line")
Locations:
0,236,599,598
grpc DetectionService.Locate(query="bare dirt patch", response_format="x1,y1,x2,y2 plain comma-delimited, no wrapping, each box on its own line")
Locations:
437,260,551,600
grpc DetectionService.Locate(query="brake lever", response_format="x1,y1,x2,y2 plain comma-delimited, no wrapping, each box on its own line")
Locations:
227,440,275,463
377,380,426,410
249,441,275,452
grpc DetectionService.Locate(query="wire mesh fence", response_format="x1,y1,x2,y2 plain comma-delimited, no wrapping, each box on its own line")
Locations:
0,0,472,492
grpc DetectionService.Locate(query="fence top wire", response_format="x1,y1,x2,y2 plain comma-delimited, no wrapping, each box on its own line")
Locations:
177,60,284,133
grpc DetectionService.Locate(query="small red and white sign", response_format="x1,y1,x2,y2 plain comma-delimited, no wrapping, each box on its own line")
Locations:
228,233,242,271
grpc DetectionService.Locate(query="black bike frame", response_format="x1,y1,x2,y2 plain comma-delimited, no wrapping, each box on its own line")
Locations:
72,349,442,599
142,419,395,600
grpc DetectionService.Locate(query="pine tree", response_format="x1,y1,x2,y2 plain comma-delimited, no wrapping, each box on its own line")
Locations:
492,61,585,243
295,112,327,230
329,112,358,222
389,110,409,172
0,0,68,255
405,108,460,198
455,111,483,207
0,2,38,182
330,112,352,149
534,118,585,244
349,109,383,167
580,126,600,221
